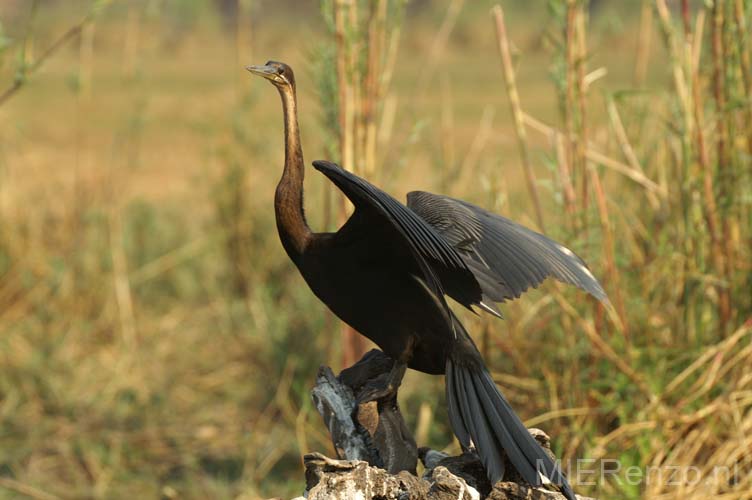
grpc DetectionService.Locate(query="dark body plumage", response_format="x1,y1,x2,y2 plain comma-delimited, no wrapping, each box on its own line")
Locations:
248,61,608,500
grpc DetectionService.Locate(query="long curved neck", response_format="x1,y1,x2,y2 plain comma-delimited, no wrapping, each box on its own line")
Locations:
275,84,311,262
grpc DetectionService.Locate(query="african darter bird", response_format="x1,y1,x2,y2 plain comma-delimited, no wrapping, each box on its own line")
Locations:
247,60,609,500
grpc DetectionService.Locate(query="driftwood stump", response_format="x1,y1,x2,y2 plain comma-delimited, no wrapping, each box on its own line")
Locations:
311,349,418,474
303,349,594,500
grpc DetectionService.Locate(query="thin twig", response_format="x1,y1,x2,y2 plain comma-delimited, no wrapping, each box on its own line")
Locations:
0,478,60,500
459,105,496,177
522,112,667,197
606,98,660,209
0,16,90,107
418,0,465,92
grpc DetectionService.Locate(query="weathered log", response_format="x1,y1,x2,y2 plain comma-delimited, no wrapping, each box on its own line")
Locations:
311,349,418,474
298,453,596,500
304,349,595,500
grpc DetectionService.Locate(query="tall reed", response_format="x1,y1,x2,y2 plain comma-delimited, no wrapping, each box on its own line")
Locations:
318,0,407,367
489,1,751,496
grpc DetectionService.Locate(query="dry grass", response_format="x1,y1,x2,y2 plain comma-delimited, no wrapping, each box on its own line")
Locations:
0,1,750,499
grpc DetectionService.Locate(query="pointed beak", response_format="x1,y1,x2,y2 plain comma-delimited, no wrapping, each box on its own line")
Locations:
246,64,277,80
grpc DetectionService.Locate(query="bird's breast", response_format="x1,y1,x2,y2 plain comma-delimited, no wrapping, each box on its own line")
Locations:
298,254,452,374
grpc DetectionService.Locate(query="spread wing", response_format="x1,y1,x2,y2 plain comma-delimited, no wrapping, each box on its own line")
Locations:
406,191,609,310
312,161,483,321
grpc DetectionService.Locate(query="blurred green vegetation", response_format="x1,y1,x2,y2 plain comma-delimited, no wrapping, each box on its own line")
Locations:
0,1,750,499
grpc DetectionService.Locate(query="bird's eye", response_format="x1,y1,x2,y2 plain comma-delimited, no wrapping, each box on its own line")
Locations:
278,67,285,74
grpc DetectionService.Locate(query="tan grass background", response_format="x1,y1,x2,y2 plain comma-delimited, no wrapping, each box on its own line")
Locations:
0,1,750,499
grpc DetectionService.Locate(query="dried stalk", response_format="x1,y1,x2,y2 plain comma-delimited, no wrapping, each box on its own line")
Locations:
491,5,545,231
554,294,647,400
522,112,666,197
0,478,60,500
681,0,691,36
334,0,352,177
574,2,589,226
564,0,579,221
688,8,727,336
362,0,387,176
439,76,456,184
418,0,465,92
0,16,90,106
589,166,627,333
655,0,712,338
606,98,660,209
459,105,496,178
655,0,692,125
334,0,363,367
634,0,653,85
733,0,752,154
109,208,137,351
711,0,732,333
555,133,577,218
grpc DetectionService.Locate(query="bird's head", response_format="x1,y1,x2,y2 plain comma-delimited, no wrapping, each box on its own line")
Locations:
246,60,295,90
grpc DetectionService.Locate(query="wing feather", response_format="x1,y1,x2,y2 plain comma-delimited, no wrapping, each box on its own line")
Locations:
406,191,609,307
312,161,483,321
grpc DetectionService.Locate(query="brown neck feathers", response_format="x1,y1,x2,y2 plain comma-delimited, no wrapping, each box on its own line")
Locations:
274,84,311,262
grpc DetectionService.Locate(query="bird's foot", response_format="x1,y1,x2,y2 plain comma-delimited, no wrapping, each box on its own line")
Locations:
353,360,406,406
355,379,399,406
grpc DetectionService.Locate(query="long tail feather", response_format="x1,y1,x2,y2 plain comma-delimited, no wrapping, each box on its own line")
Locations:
460,369,506,477
446,357,576,500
